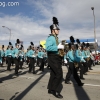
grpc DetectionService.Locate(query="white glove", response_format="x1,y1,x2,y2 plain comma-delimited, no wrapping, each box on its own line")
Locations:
15,54,17,57
64,59,68,64
87,56,90,58
9,53,12,55
81,58,86,62
58,44,64,49
32,55,36,57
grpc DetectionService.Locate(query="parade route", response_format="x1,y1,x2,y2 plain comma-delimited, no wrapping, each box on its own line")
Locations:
0,64,100,100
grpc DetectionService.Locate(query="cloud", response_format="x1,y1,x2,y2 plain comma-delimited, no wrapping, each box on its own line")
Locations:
0,14,50,49
27,0,100,43
0,0,100,50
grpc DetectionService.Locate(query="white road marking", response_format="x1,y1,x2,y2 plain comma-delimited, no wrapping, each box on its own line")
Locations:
84,84,100,87
20,76,35,79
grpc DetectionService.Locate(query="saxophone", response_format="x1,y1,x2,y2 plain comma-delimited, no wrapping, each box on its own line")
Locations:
86,57,90,61
74,62,79,68
17,50,22,58
58,41,65,57
58,49,65,57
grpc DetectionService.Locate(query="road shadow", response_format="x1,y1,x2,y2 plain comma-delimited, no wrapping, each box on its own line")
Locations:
72,77,90,100
0,69,7,73
9,92,19,100
13,71,48,100
0,73,17,82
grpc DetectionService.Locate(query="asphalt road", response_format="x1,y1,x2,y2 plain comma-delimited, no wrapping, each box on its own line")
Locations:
0,64,100,100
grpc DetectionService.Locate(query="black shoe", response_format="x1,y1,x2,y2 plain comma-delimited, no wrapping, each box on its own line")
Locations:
15,73,19,76
19,67,23,69
28,71,31,73
89,68,93,70
7,69,10,71
65,81,71,84
8,69,11,71
78,83,84,86
48,90,54,94
39,68,41,71
33,71,36,74
80,77,85,80
84,73,87,75
0,80,2,83
53,92,63,99
42,70,44,72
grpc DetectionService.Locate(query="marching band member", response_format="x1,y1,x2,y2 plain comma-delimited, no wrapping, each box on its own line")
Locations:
28,42,36,74
64,51,69,70
36,48,40,67
84,43,93,70
37,48,45,72
43,49,48,66
19,45,25,69
0,50,2,66
81,43,89,75
1,45,5,66
12,39,20,75
65,36,84,86
25,48,30,65
87,45,93,70
5,42,13,71
27,46,31,69
46,17,63,98
74,39,85,80
11,46,14,66
90,50,95,66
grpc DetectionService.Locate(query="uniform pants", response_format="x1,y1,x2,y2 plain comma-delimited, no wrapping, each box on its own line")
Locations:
82,62,88,73
36,57,39,67
19,61,23,69
26,57,29,65
1,57,5,66
65,62,82,85
14,58,19,74
47,54,63,93
78,62,84,78
44,57,47,66
88,59,92,69
39,58,44,71
29,58,35,73
11,57,14,66
7,57,12,70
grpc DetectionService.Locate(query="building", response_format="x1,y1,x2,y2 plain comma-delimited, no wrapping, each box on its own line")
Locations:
62,38,98,51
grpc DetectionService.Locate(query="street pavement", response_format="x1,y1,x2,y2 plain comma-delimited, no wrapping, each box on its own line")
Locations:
0,64,100,100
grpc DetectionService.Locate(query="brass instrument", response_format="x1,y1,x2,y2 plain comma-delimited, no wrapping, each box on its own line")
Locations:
58,41,65,57
74,62,79,68
86,57,90,61
17,50,22,57
15,50,23,58
58,49,65,57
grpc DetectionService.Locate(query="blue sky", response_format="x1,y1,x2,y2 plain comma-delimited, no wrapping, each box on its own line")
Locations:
0,0,100,49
